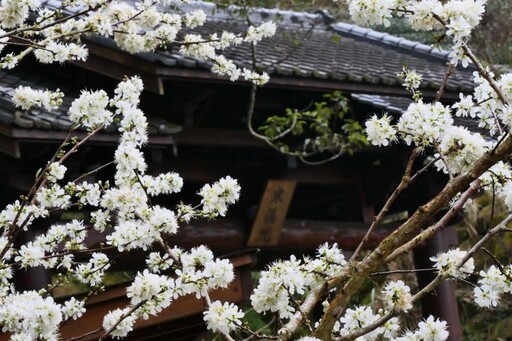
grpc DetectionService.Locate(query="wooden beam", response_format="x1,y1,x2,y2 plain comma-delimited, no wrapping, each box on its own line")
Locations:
5,126,266,148
173,127,266,147
78,219,396,272
4,126,400,157
0,134,19,158
248,180,296,246
155,67,461,99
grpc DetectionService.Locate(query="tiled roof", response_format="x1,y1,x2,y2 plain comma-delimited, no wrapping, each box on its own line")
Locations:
0,69,181,134
0,2,478,133
145,1,474,93
42,0,476,93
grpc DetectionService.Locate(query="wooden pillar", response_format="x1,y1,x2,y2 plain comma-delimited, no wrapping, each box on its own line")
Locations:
414,225,462,341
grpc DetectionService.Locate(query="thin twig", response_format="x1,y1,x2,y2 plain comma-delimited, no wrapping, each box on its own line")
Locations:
409,154,443,183
370,268,435,277
72,161,115,183
241,316,277,341
99,302,143,341
350,148,419,262
386,179,481,263
435,63,453,102
335,313,393,341
66,327,103,341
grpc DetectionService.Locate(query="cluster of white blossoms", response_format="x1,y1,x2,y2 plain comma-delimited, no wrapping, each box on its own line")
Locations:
68,89,112,129
430,248,474,279
365,114,396,146
179,20,275,85
251,255,306,319
0,291,62,340
331,281,414,339
62,297,86,321
339,0,485,66
346,0,398,27
252,244,346,319
394,316,449,341
381,280,413,312
126,270,176,319
102,307,137,339
198,176,241,217
472,71,512,135
433,126,489,175
74,252,110,286
473,265,512,308
0,0,275,84
335,305,401,340
0,0,41,29
34,42,89,64
397,101,454,148
12,86,64,111
203,301,244,336
401,69,423,93
100,246,237,336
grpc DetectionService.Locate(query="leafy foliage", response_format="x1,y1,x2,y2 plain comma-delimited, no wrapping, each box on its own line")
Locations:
258,91,368,159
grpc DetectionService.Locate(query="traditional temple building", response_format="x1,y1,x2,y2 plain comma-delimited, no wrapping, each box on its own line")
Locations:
0,2,475,339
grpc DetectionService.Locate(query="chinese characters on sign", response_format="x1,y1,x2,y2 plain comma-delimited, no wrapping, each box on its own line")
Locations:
248,180,296,247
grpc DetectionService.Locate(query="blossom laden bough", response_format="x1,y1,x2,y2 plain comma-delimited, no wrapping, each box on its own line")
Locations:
0,0,275,85
0,0,511,340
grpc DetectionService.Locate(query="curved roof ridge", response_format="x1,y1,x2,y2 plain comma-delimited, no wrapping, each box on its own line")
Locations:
181,0,329,29
330,22,451,61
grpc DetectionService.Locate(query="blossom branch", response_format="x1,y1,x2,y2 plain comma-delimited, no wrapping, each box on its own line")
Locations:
278,285,326,340
386,179,481,263
72,161,115,183
66,327,103,341
335,313,393,341
435,63,453,102
370,268,435,277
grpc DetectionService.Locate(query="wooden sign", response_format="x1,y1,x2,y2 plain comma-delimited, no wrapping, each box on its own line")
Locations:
248,179,296,247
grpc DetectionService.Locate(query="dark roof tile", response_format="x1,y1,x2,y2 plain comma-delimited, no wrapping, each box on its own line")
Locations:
14,112,35,129
0,68,181,135
27,111,53,130
67,1,472,92
312,70,329,79
0,108,14,124
180,58,198,68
